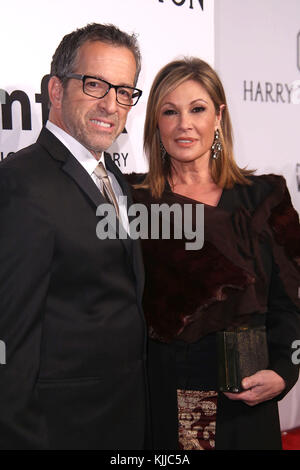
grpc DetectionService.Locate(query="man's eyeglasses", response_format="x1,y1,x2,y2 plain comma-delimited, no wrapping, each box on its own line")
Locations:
65,73,142,106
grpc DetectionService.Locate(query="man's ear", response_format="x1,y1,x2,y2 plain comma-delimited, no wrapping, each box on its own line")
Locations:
48,76,64,109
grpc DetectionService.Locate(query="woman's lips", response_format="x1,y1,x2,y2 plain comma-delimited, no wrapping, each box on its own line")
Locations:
175,138,196,146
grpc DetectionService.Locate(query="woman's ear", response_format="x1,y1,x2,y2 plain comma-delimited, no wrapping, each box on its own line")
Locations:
215,104,226,130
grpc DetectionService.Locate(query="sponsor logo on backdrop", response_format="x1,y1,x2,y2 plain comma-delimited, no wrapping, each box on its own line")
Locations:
158,0,203,10
0,75,129,165
244,32,300,104
104,151,129,168
0,75,50,132
243,81,293,103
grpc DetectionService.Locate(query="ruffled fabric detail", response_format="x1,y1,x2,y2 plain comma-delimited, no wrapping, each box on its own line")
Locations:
252,175,300,309
127,173,300,343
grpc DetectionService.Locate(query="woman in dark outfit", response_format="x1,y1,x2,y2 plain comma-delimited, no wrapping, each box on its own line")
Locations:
128,58,300,450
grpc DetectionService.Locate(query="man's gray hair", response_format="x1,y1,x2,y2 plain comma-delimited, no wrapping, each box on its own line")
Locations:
50,23,141,86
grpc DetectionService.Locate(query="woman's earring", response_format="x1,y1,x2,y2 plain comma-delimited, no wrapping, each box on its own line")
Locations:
160,141,166,162
211,129,222,160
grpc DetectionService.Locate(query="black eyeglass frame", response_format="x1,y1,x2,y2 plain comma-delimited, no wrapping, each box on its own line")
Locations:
64,73,143,106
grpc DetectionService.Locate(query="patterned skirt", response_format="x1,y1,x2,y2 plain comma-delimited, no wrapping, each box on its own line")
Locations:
177,390,218,450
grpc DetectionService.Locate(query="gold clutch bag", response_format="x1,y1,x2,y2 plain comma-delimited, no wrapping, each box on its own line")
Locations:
217,325,269,393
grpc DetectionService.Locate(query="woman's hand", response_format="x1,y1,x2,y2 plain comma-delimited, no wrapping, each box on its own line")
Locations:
223,370,286,406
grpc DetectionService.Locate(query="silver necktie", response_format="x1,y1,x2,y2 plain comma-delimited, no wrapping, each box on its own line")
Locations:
94,162,119,217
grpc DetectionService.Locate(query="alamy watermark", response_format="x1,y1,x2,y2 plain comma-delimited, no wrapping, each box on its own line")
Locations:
0,340,6,365
96,198,204,251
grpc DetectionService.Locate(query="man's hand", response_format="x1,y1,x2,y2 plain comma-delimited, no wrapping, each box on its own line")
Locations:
223,370,286,406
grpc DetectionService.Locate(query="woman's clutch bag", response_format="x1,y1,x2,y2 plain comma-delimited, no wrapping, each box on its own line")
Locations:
217,326,269,393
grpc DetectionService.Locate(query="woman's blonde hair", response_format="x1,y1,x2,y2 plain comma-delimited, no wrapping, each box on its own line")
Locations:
140,57,253,198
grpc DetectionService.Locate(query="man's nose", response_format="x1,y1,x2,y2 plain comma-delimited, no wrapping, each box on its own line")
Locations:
97,87,118,114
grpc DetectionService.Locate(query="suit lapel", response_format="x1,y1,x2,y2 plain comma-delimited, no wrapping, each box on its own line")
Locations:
62,158,134,260
103,153,135,257
37,128,132,258
104,152,133,203
105,153,145,299
63,151,106,208
38,127,106,208
38,127,144,304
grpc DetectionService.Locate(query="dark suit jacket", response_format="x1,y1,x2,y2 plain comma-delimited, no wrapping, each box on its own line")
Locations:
0,128,148,450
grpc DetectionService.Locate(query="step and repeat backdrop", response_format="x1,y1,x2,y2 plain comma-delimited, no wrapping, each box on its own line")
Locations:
0,0,214,173
215,0,300,431
215,0,300,215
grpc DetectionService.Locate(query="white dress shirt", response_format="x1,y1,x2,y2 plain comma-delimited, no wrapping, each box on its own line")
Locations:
46,121,129,233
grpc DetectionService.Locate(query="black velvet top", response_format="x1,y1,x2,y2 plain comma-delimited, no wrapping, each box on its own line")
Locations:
128,174,300,389
127,173,300,449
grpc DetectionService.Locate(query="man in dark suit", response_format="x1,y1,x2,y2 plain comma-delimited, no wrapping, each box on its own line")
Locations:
0,23,147,450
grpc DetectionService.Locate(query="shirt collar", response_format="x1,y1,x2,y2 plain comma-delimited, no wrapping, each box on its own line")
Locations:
46,120,105,176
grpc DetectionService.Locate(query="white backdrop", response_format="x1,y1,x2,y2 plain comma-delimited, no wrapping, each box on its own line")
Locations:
0,0,214,172
215,0,300,215
215,0,300,431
